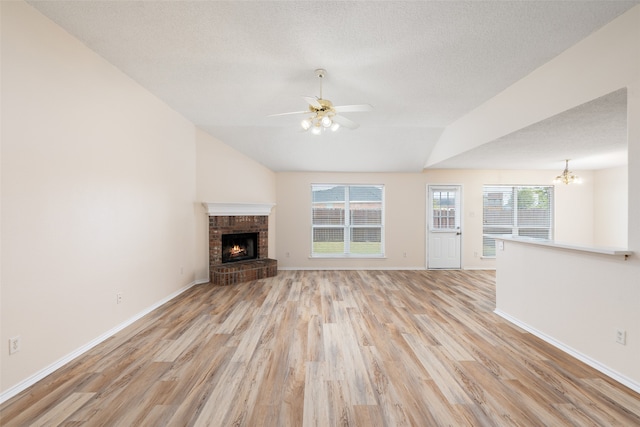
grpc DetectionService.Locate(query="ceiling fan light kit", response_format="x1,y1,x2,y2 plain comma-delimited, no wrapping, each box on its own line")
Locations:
270,69,372,134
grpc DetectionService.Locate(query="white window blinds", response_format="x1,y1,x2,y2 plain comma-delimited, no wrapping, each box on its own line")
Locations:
483,185,553,257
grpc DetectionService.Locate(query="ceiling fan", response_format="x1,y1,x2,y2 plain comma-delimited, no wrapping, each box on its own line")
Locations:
269,69,373,134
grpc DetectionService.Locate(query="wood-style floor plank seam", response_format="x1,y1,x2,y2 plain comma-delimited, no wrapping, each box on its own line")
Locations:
1,270,639,426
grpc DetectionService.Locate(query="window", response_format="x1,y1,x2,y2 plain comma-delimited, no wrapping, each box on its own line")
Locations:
311,184,384,257
430,188,460,230
483,185,553,257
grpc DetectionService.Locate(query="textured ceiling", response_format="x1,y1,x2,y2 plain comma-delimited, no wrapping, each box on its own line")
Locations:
431,89,628,171
27,1,638,172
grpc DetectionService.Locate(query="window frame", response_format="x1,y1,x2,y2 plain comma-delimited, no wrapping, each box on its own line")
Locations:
311,184,385,258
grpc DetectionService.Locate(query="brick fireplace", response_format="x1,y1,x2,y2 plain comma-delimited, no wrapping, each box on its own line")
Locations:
203,203,277,285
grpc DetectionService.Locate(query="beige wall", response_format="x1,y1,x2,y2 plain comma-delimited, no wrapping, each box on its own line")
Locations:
1,1,197,393
0,2,276,397
553,170,595,246
195,129,277,281
276,173,426,270
276,169,597,270
594,165,628,247
0,1,277,398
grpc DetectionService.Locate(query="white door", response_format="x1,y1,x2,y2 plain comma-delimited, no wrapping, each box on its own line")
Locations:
428,185,462,269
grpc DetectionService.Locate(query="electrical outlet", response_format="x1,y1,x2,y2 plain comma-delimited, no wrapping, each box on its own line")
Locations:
403,252,407,258
116,293,123,304
616,329,626,345
9,336,21,355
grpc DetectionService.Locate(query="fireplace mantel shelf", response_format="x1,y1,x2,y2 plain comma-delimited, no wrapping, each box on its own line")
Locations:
202,202,275,216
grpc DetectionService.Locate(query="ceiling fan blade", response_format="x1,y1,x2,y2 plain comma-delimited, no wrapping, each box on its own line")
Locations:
334,104,373,113
332,114,360,130
303,96,322,109
267,110,309,117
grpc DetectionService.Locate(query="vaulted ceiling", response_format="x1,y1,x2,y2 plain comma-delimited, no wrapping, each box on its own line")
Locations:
27,1,637,172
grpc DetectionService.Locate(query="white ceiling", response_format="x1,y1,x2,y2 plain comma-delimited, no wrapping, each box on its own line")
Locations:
431,88,628,171
27,1,637,172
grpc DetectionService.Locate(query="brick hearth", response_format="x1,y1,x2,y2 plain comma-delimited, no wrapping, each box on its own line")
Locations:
208,214,277,285
211,258,278,286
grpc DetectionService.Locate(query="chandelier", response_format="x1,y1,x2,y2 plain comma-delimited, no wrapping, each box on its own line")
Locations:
553,159,581,185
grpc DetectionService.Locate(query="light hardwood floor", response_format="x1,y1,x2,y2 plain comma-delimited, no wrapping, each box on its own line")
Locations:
2,270,639,426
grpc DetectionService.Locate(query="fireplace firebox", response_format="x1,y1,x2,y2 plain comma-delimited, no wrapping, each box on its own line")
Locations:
222,232,258,263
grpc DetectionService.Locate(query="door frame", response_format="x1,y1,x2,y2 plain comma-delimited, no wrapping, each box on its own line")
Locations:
426,184,463,269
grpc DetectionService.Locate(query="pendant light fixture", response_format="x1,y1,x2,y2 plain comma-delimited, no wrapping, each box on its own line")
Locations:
553,159,581,185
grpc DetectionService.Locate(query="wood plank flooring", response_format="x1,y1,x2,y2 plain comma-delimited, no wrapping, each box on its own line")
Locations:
2,270,640,426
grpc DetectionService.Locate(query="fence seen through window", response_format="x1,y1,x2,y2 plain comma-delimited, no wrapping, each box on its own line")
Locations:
312,184,384,257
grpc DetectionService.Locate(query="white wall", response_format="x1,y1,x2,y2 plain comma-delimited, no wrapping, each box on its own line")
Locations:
276,169,595,270
594,165,628,247
1,1,198,394
195,129,277,281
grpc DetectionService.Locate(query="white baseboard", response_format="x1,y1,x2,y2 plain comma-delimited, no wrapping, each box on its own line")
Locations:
278,267,496,271
0,279,206,405
494,309,640,394
277,266,427,271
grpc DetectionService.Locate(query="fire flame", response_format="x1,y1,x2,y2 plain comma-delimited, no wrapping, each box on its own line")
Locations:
230,245,247,257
